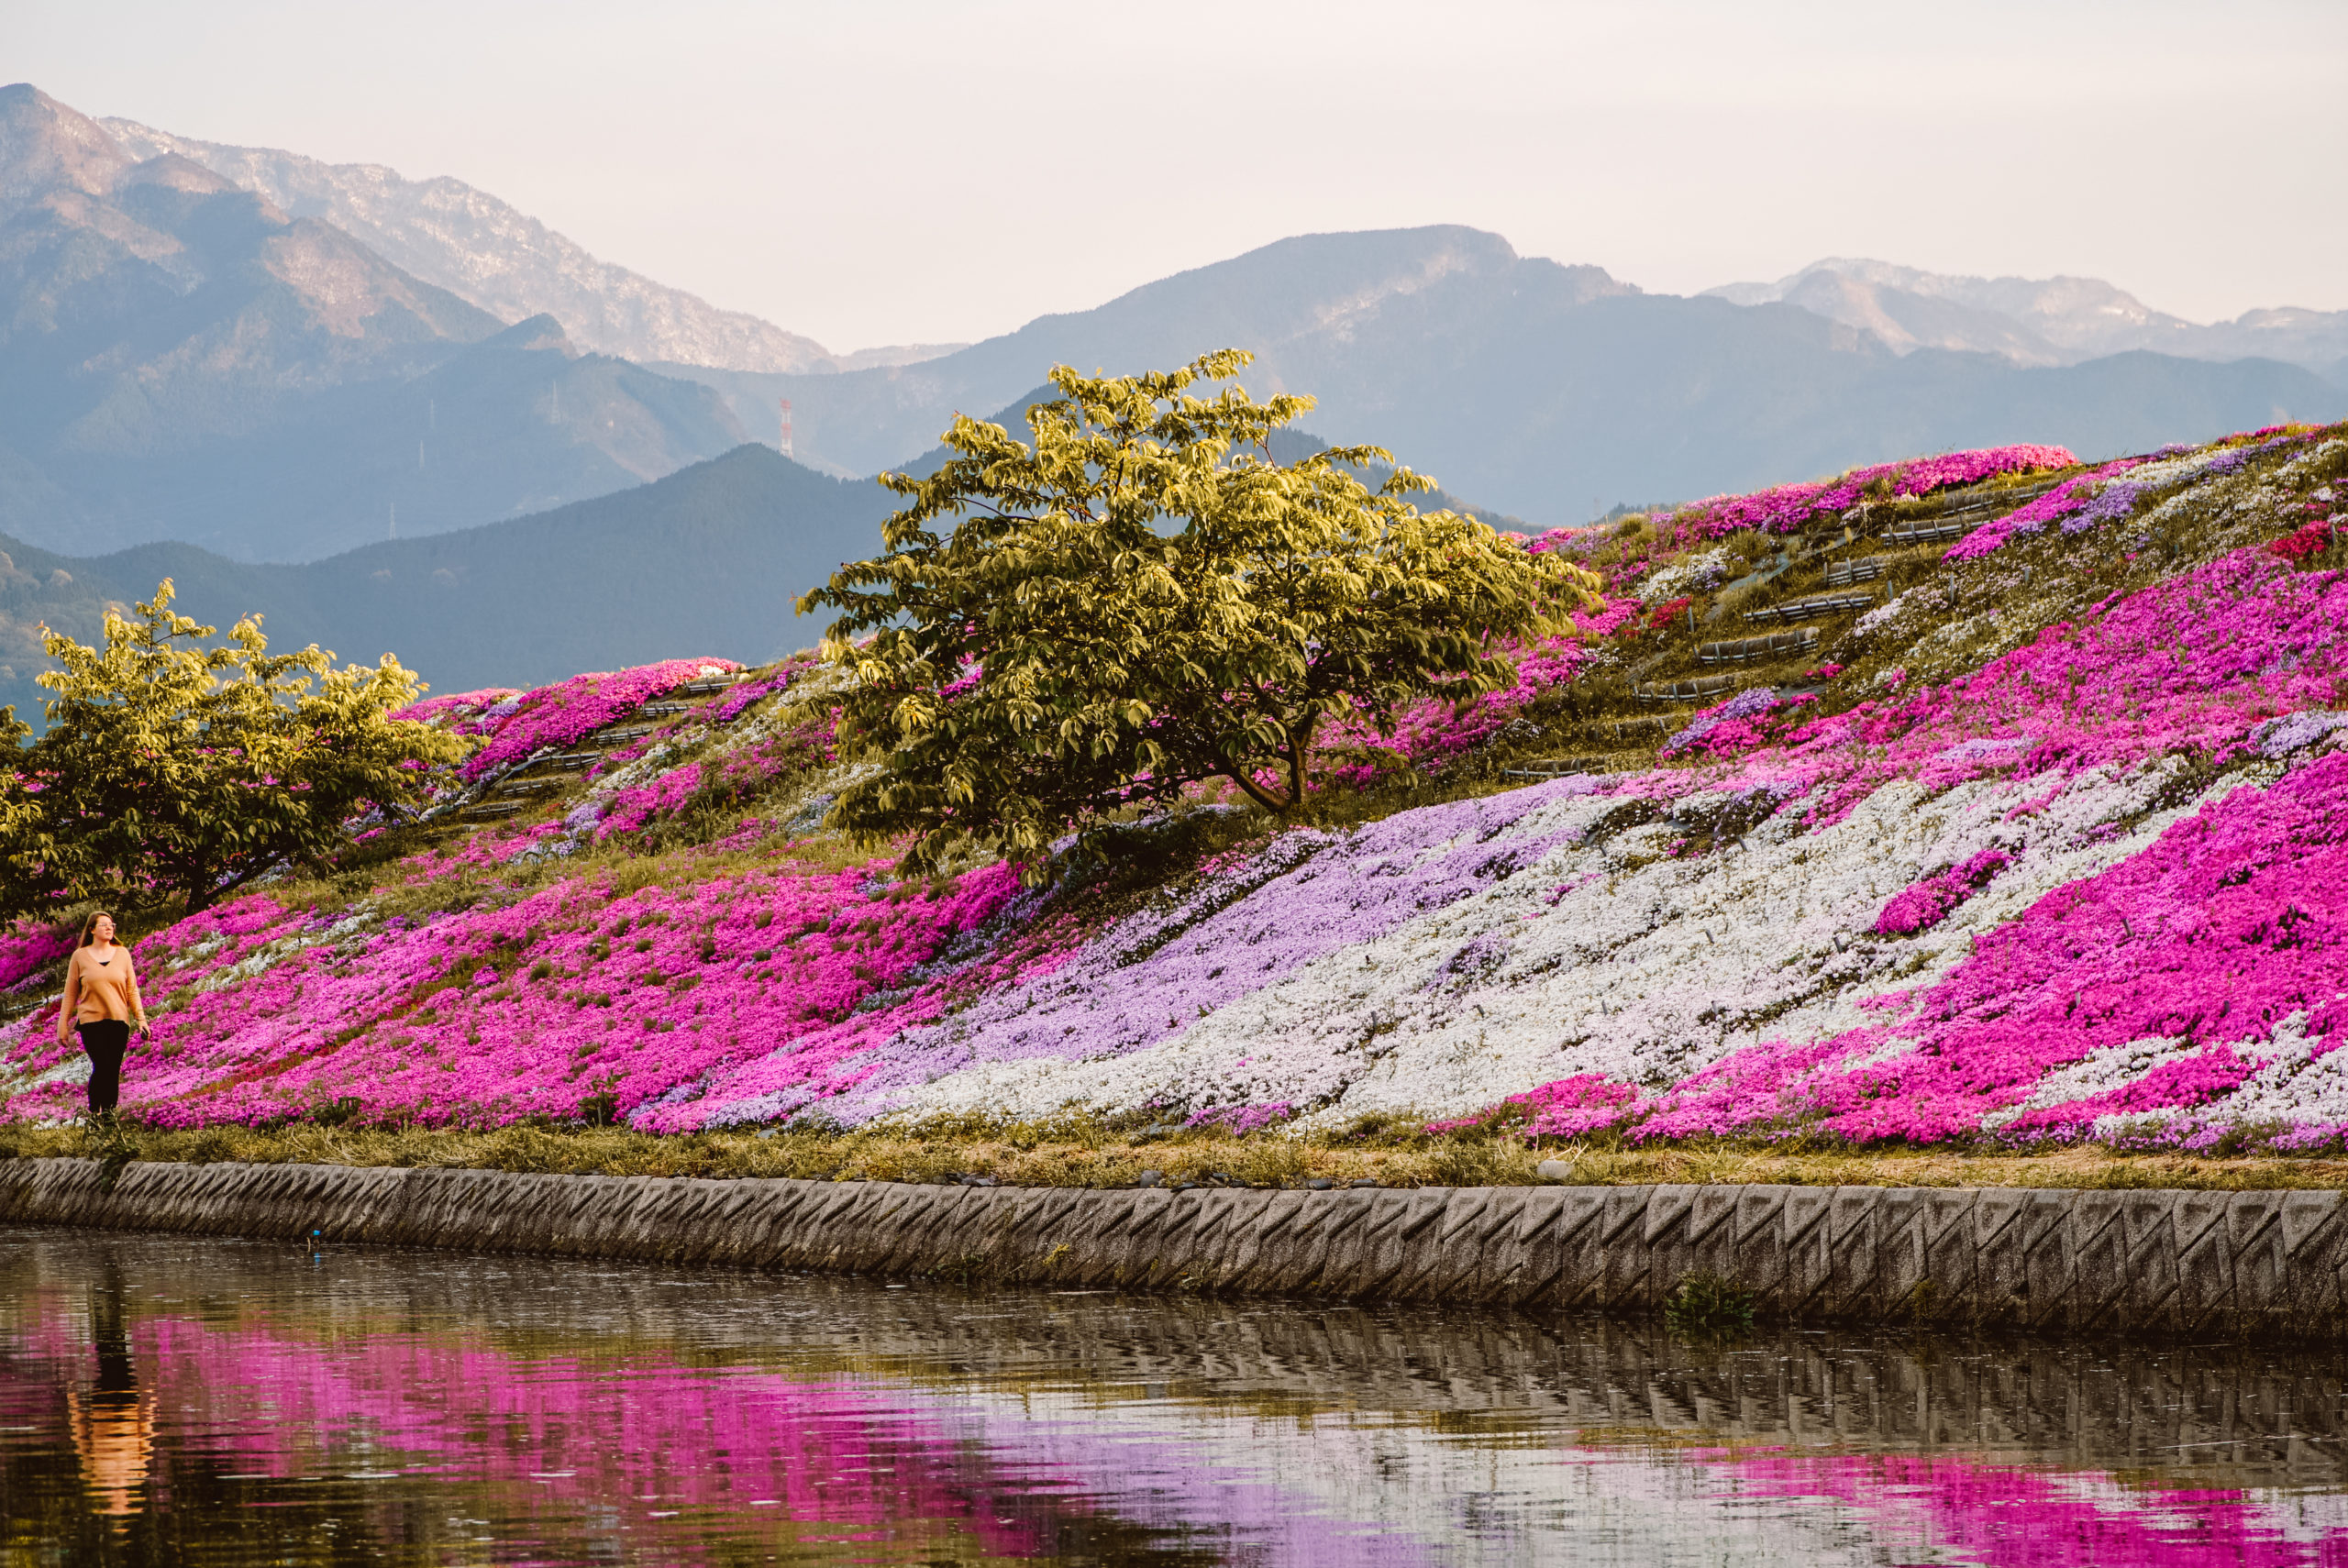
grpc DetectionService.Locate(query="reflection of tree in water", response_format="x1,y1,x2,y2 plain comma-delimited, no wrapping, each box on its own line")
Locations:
67,1268,152,1524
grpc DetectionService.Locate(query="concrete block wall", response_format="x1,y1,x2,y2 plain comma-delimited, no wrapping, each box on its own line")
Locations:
4,1160,2345,1335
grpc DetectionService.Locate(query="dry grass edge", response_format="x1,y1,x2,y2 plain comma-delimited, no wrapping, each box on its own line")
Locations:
6,1123,2347,1193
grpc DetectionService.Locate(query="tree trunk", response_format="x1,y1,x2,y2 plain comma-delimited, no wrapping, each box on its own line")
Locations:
1223,766,1290,814
181,856,262,913
1283,712,1320,811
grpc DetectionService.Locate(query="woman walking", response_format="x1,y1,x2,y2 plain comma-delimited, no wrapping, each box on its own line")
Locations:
56,911,147,1119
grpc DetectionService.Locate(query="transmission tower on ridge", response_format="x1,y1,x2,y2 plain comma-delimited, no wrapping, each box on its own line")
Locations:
779,398,795,458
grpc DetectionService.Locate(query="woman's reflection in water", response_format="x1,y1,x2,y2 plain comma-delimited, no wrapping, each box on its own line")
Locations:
66,1268,152,1524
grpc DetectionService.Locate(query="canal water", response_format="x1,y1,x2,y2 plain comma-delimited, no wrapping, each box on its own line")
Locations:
5,1227,2348,1565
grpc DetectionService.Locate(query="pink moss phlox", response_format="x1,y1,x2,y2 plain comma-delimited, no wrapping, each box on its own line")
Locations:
1760,547,2348,822
1412,546,2348,1149
938,658,984,700
24,441,2348,1152
1944,458,2143,561
1873,848,2010,937
1574,598,1645,637
594,764,704,840
460,659,741,782
1667,445,2074,541
2270,520,2333,562
1315,637,1592,785
1,856,1029,1130
1514,1073,1642,1138
709,721,836,795
710,655,817,724
388,688,520,726
666,780,1607,1131
444,820,568,867
0,923,75,994
1428,1073,1643,1137
1662,687,1804,758
709,818,773,854
1996,1043,2265,1141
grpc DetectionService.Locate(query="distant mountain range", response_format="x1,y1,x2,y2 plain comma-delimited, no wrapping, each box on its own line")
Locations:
0,443,886,720
3,80,2344,569
0,84,762,561
1707,259,2348,375
97,116,959,375
0,405,1512,721
716,227,2347,524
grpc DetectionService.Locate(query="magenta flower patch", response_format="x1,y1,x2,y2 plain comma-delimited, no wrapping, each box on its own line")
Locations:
460,659,740,781
1873,849,2010,937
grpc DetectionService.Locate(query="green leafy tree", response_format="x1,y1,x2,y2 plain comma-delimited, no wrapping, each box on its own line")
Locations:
801,349,1603,878
0,580,467,916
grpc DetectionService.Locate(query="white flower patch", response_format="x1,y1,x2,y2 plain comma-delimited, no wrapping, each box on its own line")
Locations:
2281,439,2348,485
2119,444,2266,493
1638,547,1732,604
1854,592,1913,638
0,995,88,1103
1301,763,2218,1125
1978,1032,2197,1131
1899,610,2010,674
174,936,230,965
879,786,1624,1123
594,697,796,803
879,758,2236,1126
2164,1011,2348,1132
193,914,374,994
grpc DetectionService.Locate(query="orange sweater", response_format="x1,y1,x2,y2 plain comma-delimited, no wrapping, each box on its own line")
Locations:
67,946,143,1025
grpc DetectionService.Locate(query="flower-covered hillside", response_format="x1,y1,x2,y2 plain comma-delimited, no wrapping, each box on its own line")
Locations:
4,424,2347,1154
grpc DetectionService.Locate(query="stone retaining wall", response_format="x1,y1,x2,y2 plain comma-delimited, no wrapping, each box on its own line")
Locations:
6,1159,2347,1335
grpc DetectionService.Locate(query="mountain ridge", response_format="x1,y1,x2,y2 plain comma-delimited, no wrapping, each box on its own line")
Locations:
717,226,2344,524
661,226,1636,477
0,83,753,560
0,392,1519,721
7,83,2345,556
1708,258,2348,372
97,114,959,375
0,442,889,719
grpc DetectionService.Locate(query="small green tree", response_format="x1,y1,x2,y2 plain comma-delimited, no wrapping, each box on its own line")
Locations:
0,580,467,916
801,350,1602,878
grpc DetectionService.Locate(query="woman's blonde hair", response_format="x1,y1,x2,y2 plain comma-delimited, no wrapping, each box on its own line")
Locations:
75,910,120,949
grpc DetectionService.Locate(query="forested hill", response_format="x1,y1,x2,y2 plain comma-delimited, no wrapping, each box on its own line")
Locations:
0,400,1514,722
0,445,891,717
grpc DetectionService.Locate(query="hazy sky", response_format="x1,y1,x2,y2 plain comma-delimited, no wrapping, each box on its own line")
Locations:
7,0,2343,353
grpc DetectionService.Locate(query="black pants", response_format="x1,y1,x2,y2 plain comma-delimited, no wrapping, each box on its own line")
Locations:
78,1021,130,1114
